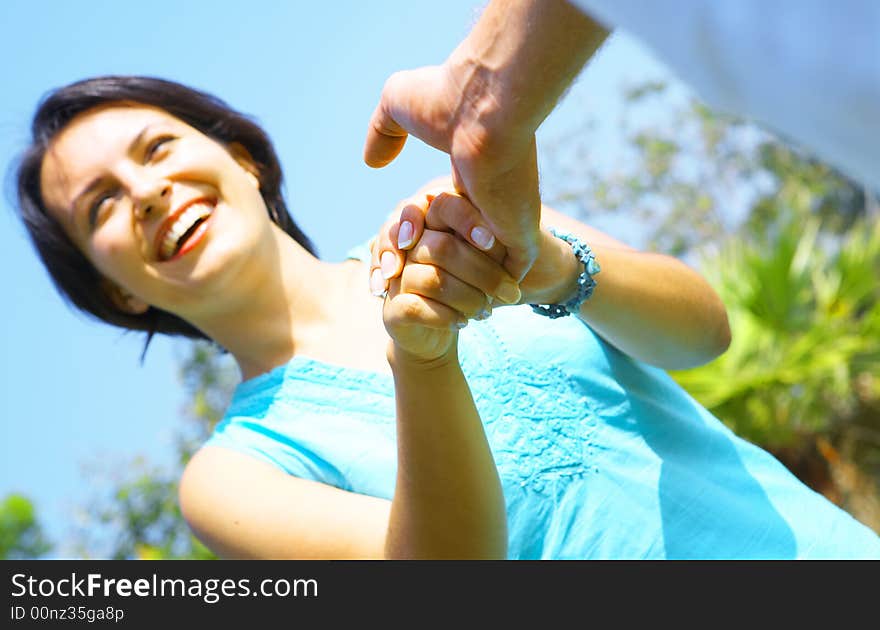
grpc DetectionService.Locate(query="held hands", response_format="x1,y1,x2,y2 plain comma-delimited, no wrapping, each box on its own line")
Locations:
371,189,580,331
373,227,515,364
372,193,524,364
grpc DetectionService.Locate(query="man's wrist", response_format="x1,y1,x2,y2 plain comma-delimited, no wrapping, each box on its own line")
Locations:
444,46,536,165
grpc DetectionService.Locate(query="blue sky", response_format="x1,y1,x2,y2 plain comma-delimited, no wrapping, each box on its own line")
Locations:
0,1,676,556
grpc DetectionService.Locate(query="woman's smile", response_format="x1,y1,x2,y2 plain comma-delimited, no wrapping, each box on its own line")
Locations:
155,197,216,262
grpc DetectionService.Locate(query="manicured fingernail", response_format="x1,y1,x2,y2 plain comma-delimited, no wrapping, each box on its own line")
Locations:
470,226,495,250
496,281,521,304
380,251,398,280
370,268,386,296
475,308,492,321
397,221,414,249
453,318,468,330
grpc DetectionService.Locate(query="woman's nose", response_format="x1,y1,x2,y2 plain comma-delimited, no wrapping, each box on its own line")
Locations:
133,180,172,220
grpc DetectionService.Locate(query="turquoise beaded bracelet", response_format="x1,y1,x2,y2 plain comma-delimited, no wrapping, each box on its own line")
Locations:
530,228,601,319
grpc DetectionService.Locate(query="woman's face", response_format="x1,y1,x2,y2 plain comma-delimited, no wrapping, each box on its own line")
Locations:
40,103,271,317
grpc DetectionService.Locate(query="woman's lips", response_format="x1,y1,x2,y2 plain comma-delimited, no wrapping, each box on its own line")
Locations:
154,197,216,262
165,212,214,263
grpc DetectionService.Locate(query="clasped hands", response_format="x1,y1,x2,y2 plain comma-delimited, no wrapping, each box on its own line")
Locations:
372,185,575,363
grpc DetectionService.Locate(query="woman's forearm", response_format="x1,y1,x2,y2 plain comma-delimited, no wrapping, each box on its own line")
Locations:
576,247,731,370
384,343,507,559
532,226,731,370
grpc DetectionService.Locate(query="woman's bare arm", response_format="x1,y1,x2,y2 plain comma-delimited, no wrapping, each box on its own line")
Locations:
530,205,731,370
384,345,507,559
372,190,730,370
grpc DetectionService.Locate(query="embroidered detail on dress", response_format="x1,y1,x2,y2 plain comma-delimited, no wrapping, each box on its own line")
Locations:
458,319,599,495
232,314,601,497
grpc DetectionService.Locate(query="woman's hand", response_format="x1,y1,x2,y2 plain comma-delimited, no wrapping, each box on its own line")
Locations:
378,224,518,363
371,190,577,308
373,185,732,370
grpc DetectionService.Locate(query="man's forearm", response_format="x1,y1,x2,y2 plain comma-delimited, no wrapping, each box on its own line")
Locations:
449,0,609,145
385,344,507,559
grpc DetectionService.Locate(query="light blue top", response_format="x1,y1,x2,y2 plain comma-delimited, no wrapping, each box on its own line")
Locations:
204,247,880,559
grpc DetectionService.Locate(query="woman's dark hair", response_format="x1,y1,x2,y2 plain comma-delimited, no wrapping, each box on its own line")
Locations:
15,76,316,356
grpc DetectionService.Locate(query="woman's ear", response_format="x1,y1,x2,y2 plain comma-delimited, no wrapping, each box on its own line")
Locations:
101,279,149,315
228,142,261,189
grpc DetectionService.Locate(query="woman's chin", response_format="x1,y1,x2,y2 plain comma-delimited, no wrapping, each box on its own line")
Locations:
149,215,272,317
186,232,263,293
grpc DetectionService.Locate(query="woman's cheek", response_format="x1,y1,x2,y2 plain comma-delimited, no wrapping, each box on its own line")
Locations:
92,227,141,279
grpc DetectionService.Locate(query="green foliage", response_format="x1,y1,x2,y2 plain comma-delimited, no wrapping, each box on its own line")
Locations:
0,493,52,559
672,216,879,448
670,213,880,529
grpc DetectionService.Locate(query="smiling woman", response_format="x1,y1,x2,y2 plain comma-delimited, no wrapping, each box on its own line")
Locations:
12,75,880,559
18,77,317,349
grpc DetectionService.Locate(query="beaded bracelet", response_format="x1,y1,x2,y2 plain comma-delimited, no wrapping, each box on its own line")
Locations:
529,228,601,319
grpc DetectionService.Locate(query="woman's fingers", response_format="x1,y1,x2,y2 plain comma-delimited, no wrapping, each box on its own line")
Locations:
397,201,426,250
397,262,492,320
370,188,511,300
424,192,507,265
384,287,466,331
369,218,398,296
370,197,429,295
408,230,521,305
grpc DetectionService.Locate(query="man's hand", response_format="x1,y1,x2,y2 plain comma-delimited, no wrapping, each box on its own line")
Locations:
364,61,541,281
363,0,607,281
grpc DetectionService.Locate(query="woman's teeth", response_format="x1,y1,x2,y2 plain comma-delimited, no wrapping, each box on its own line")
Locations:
159,203,213,261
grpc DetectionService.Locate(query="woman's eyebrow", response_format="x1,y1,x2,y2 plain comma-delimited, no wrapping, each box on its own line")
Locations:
70,122,156,211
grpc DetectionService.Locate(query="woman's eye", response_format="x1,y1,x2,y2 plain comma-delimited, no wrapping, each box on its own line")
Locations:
145,135,175,161
88,191,116,229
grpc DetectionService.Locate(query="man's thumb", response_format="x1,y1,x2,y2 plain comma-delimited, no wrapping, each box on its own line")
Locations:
363,72,412,168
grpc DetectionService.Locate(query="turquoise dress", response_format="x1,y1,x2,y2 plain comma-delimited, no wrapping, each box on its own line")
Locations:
204,248,880,559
